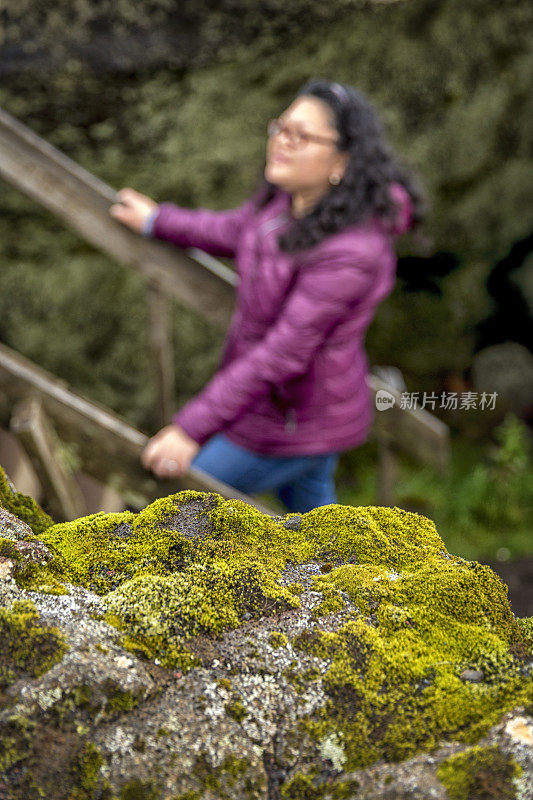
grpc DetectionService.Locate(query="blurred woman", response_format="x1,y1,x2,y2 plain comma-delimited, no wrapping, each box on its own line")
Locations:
110,78,424,512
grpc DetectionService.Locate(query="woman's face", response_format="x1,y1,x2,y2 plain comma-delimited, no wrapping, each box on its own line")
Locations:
264,95,349,197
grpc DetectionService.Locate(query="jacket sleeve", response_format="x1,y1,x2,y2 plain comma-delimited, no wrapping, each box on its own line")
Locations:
151,195,257,257
173,245,378,444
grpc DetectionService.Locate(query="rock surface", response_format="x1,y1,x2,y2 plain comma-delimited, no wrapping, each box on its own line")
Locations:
0,469,532,799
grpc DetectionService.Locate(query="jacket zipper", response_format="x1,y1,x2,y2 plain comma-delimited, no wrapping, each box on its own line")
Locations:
285,408,297,433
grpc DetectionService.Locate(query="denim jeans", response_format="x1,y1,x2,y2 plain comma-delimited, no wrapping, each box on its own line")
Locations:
191,433,339,513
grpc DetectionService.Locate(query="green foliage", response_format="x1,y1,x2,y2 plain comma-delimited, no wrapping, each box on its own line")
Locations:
338,414,533,560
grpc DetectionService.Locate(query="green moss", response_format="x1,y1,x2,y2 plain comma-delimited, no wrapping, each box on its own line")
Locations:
172,792,201,800
311,584,345,619
280,771,359,799
172,793,201,800
517,616,533,646
225,699,248,723
188,754,262,799
0,465,54,535
119,779,160,800
0,599,67,688
295,561,532,770
299,504,446,569
105,687,139,714
281,773,323,799
268,631,289,649
288,583,305,595
0,714,35,772
33,494,450,678
71,742,105,799
437,745,522,800
101,537,298,670
0,536,68,595
14,491,532,774
49,684,94,726
220,755,250,781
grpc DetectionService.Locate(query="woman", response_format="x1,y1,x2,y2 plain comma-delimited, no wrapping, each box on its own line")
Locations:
110,79,424,512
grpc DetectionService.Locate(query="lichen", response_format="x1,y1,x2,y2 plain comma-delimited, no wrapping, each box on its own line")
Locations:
0,599,67,689
0,464,54,535
436,745,522,800
318,732,347,771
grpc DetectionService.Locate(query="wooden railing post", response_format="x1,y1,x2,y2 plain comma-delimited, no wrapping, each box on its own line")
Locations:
146,279,175,427
10,395,87,520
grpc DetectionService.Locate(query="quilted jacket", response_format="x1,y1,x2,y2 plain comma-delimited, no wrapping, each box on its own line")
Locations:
151,183,413,455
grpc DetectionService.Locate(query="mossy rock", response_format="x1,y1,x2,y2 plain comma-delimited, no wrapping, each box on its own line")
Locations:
0,599,67,692
0,465,54,536
1,489,532,797
34,490,533,759
437,744,522,800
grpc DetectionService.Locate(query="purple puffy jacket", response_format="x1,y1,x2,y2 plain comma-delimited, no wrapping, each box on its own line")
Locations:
151,183,413,455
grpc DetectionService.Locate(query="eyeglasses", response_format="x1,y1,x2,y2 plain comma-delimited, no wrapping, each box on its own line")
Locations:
267,118,339,150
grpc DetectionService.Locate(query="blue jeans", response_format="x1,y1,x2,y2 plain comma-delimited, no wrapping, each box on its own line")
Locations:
191,433,339,513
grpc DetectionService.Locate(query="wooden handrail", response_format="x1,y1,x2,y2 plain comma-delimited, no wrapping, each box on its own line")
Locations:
0,106,236,329
0,342,276,515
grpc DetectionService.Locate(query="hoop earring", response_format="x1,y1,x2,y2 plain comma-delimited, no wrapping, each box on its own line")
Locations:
329,174,341,185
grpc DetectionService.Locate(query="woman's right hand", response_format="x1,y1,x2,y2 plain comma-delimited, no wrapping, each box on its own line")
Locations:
109,187,158,233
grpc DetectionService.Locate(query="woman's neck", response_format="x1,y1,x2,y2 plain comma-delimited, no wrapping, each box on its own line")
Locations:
291,187,325,218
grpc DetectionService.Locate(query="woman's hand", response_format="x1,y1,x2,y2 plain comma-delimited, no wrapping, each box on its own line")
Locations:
141,424,200,479
109,187,158,233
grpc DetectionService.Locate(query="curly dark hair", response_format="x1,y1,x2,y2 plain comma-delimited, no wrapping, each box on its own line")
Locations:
253,79,427,253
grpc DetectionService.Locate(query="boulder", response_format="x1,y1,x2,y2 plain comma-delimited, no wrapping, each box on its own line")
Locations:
0,476,532,799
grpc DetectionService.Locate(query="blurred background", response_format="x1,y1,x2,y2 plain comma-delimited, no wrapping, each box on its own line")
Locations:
0,0,531,597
